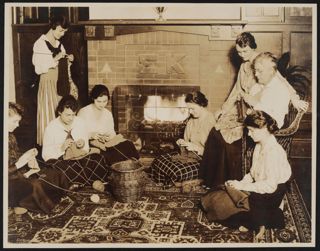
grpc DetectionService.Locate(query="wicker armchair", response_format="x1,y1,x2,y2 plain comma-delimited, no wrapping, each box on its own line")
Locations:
241,100,309,177
242,51,311,177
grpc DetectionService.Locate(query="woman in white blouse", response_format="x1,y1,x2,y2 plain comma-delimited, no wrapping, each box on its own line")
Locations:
78,84,139,165
223,110,292,234
42,95,109,186
150,91,216,189
32,14,74,146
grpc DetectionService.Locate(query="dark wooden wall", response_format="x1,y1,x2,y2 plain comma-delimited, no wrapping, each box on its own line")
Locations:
12,24,88,150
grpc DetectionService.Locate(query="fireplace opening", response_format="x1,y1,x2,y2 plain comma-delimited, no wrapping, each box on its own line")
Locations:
143,95,189,122
112,85,200,156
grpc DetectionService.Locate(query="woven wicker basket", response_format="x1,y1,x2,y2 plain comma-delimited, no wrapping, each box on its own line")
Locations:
109,159,146,203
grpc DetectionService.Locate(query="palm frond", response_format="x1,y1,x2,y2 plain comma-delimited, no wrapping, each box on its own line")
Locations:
287,65,309,75
277,52,291,77
277,52,311,98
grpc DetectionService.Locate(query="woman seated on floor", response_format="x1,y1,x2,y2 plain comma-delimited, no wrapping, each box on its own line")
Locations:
8,102,70,215
201,110,292,238
42,95,109,187
78,84,139,166
149,91,216,189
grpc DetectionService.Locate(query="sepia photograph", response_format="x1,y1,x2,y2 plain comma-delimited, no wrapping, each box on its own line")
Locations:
3,2,317,248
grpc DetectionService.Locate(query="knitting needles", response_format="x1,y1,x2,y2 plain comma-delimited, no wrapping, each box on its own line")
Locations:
190,150,202,160
34,52,72,59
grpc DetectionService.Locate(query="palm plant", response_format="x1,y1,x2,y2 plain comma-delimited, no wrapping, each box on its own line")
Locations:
277,52,311,99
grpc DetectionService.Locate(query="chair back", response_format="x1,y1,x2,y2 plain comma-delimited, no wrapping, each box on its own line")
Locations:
242,91,309,175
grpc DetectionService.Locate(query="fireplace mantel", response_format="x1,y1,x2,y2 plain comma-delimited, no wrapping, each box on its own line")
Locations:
83,24,247,41
78,20,248,25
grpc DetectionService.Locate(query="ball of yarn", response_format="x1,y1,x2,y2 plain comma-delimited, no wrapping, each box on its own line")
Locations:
76,139,85,149
92,180,105,192
90,194,100,203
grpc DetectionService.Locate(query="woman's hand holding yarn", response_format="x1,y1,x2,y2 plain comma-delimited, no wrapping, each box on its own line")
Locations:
61,138,74,151
75,139,85,149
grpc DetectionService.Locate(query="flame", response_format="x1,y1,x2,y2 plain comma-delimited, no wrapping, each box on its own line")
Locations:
144,95,189,122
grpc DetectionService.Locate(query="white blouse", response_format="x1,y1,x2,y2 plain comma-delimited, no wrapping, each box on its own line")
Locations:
184,110,216,155
42,116,89,161
32,34,66,75
239,134,292,194
253,71,292,129
77,104,117,139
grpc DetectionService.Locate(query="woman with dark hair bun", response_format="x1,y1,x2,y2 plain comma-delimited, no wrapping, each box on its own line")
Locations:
42,95,109,186
198,32,260,189
201,110,292,238
8,102,70,215
78,84,139,165
149,91,215,190
32,14,75,146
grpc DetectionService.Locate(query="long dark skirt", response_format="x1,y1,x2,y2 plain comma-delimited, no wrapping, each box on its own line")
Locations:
221,184,287,230
100,140,140,166
199,128,242,188
9,168,69,214
47,153,109,186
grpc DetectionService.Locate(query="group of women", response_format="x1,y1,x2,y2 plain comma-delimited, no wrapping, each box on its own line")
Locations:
149,32,308,234
8,14,308,236
8,15,139,215
8,85,139,215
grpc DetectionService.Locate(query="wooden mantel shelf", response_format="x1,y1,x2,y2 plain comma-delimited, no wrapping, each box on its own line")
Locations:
77,20,248,25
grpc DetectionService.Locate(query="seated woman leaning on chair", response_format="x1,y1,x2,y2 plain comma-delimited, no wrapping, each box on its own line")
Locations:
8,102,69,215
77,84,140,166
42,95,109,187
201,110,292,238
149,91,216,190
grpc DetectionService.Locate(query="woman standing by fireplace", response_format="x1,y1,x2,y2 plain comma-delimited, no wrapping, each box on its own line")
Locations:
149,91,216,190
32,14,74,146
198,32,259,189
78,84,140,165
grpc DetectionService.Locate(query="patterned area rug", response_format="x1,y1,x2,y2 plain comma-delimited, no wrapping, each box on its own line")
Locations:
7,179,311,244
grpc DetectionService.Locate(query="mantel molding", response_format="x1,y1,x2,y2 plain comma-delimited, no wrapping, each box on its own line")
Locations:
77,20,248,25
83,24,247,41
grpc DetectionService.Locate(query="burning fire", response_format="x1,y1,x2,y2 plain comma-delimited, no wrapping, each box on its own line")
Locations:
144,95,189,122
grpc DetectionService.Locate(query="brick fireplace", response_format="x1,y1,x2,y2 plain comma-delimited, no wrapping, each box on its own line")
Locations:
86,27,238,153
111,85,199,154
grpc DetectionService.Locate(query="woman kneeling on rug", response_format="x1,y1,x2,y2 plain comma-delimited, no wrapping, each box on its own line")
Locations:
149,91,216,189
78,84,139,166
8,102,70,215
201,110,292,238
42,95,109,186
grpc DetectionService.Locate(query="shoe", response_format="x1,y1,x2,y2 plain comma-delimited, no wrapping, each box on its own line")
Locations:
279,199,284,211
254,226,266,241
69,184,81,191
239,226,249,232
181,179,203,193
14,207,28,215
201,184,211,190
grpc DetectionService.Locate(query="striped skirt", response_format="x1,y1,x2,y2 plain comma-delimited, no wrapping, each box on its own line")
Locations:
37,68,61,145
